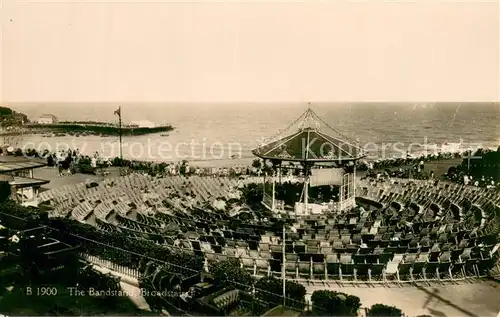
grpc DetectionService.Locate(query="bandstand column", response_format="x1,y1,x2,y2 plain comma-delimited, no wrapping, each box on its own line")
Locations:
262,171,266,202
279,162,282,184
340,174,344,212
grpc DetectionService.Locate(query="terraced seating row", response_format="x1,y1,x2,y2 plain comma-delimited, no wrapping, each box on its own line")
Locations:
39,183,88,204
38,172,500,283
39,174,154,205
199,249,497,282
151,176,241,203
113,214,161,234
50,197,80,218
40,175,244,222
170,183,497,281
359,181,499,227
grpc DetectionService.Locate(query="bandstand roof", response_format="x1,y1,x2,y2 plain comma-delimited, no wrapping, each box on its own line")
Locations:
252,107,364,162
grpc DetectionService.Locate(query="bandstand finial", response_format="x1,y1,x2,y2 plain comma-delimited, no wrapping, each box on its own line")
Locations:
299,103,320,131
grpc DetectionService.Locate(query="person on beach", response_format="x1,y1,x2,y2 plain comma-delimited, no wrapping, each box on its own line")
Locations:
57,163,64,177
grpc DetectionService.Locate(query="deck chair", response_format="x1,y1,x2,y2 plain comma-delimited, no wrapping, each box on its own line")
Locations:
398,262,412,281
460,248,478,276
286,253,298,262
477,252,494,277
410,259,425,282
236,247,248,258
205,252,217,263
285,260,298,279
366,254,379,264
313,262,326,280
270,244,282,253
248,240,259,251
340,254,354,280
326,254,340,280
269,259,281,278
355,263,370,281
369,263,385,282
437,252,452,281
320,246,333,255
449,258,465,280
294,242,306,253
333,241,345,253
308,246,319,254
259,242,270,252
353,254,367,264
384,262,399,283
241,257,255,275
224,247,237,257
212,244,223,254
423,260,439,281
255,258,269,276
298,261,311,280
225,238,237,247
236,240,249,248
259,251,272,259
379,253,393,264
216,254,228,262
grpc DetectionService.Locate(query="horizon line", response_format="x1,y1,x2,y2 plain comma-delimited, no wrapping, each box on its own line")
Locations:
4,101,500,105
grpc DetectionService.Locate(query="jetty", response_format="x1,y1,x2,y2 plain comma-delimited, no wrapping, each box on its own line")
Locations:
23,122,174,136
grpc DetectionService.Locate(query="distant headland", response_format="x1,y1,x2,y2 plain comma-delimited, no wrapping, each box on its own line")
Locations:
0,106,174,137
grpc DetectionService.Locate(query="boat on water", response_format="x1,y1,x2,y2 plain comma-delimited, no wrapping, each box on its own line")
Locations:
160,133,169,137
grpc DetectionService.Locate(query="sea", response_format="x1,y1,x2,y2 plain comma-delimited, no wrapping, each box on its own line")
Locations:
6,102,500,167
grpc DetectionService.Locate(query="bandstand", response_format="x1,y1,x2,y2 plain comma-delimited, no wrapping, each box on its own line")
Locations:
252,107,364,215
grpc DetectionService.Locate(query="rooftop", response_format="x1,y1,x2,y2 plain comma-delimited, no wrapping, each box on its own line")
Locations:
38,114,57,119
0,160,47,173
252,107,364,162
10,176,50,188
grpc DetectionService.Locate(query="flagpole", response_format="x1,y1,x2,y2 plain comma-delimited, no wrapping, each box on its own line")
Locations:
118,106,123,161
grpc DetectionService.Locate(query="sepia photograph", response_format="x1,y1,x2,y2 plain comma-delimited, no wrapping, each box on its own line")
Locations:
0,1,499,316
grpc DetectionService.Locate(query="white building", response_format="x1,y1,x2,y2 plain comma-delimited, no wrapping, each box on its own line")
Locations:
35,114,58,124
129,120,156,128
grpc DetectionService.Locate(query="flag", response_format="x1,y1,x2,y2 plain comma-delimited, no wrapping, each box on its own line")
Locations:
114,107,121,116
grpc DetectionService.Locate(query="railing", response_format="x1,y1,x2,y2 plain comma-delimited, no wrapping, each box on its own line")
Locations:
80,253,141,279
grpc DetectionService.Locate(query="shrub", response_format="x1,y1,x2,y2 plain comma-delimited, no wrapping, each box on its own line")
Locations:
209,258,255,291
251,159,262,169
311,290,361,316
241,183,263,206
255,276,306,310
367,304,403,317
0,106,13,116
0,181,11,203
0,203,204,275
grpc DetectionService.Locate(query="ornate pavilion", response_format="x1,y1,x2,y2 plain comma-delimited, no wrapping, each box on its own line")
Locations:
252,107,364,215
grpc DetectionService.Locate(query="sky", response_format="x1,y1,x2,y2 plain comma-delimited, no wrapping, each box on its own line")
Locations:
1,1,499,103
